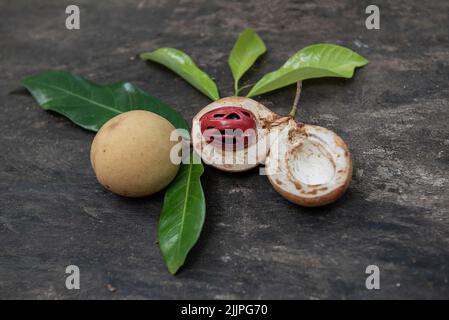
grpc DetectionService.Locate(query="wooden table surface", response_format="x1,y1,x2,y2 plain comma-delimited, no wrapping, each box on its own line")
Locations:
1,0,448,299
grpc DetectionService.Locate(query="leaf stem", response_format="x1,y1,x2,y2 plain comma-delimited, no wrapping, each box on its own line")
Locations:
288,81,302,118
235,82,256,96
234,81,240,96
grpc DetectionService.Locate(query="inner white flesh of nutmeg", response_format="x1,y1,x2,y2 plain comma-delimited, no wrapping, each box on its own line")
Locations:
287,138,336,185
192,97,282,172
266,121,352,204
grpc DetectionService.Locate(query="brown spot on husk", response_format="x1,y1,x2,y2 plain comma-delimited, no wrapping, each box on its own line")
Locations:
288,128,299,142
293,181,302,190
261,114,282,130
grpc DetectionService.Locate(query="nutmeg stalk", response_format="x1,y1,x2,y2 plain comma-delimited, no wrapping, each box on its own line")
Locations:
288,81,302,118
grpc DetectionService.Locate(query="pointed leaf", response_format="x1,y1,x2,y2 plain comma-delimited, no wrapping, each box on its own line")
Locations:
21,70,189,131
228,28,266,95
247,44,369,97
140,48,219,101
159,156,206,274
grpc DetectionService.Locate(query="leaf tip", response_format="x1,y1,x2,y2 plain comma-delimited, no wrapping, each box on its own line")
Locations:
20,74,36,87
19,79,28,88
139,52,150,60
360,57,370,66
168,265,180,275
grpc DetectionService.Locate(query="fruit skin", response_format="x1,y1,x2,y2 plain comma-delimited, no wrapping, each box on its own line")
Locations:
90,110,180,197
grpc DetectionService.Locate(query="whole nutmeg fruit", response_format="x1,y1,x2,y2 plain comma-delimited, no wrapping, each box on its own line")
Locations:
90,110,179,197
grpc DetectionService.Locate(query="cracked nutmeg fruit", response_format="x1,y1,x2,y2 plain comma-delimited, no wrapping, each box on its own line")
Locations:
192,95,352,207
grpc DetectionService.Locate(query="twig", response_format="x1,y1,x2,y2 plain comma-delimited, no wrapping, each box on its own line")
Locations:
288,81,302,118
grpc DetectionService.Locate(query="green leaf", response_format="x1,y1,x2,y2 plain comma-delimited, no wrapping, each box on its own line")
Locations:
140,48,220,101
228,28,266,95
21,70,189,131
158,155,206,274
247,44,369,97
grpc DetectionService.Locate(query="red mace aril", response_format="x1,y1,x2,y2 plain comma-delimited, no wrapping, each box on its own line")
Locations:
199,106,257,150
192,96,285,173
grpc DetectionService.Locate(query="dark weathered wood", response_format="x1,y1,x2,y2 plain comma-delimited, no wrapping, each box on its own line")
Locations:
0,0,448,299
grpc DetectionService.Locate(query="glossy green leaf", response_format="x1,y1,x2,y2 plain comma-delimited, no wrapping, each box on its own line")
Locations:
21,70,189,131
247,44,369,97
140,48,220,101
159,155,206,274
228,28,266,95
